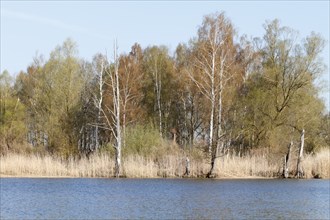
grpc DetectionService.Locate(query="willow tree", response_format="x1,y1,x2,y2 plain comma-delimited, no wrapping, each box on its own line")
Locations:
234,20,326,170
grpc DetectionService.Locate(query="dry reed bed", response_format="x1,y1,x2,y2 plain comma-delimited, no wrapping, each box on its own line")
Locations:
1,149,329,178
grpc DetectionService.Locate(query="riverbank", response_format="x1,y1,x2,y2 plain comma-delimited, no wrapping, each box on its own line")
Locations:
1,149,329,179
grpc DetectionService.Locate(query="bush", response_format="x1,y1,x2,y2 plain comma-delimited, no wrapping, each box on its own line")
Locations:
123,124,163,157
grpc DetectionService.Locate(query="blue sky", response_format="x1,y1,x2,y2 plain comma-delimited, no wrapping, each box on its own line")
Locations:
1,1,329,110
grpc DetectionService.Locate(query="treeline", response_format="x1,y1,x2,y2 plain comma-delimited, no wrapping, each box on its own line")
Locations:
1,12,329,177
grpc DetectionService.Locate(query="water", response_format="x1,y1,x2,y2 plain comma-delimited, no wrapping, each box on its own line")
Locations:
1,178,329,219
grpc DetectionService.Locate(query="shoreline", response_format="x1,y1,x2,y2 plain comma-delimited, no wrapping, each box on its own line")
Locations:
2,173,325,179
0,173,274,179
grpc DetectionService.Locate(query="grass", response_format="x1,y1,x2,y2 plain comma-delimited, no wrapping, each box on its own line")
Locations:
214,153,280,178
1,148,328,178
303,148,330,178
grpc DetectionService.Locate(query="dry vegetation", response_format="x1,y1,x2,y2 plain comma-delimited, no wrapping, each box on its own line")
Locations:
1,148,328,179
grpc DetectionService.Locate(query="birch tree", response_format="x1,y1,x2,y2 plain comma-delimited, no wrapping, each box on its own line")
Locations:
188,12,236,177
103,42,122,177
296,129,305,178
144,47,163,136
92,54,107,150
143,46,175,136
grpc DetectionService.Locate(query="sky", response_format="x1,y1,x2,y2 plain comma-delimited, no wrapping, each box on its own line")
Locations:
1,1,329,110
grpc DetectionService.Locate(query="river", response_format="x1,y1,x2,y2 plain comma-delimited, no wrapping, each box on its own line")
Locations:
1,178,329,219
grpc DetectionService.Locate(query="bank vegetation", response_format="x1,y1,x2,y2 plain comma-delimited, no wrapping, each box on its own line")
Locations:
1,12,329,179
1,147,329,178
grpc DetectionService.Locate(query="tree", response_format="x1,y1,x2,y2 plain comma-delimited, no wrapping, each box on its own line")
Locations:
16,39,85,156
319,113,330,147
187,12,237,177
233,20,326,159
142,46,176,137
102,42,122,177
118,43,144,147
75,59,99,156
175,43,203,146
0,71,26,154
92,53,107,151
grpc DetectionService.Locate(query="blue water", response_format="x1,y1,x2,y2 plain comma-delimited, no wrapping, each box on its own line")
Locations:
1,178,329,219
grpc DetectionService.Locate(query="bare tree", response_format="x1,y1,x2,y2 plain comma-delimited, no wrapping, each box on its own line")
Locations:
111,42,122,178
99,41,122,177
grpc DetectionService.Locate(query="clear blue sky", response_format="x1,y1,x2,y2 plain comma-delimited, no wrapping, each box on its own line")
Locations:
1,1,329,110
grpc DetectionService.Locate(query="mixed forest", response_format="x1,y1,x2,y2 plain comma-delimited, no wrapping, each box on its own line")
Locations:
1,12,329,178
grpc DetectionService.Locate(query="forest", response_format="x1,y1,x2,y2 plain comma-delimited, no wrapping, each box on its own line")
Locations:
1,12,329,178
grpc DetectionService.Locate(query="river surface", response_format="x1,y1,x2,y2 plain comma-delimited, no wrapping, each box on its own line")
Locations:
0,178,329,219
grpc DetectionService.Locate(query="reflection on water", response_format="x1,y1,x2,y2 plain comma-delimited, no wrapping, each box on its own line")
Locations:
1,178,329,219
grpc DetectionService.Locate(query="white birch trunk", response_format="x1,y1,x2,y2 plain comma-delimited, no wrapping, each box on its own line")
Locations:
188,14,232,177
296,129,305,178
208,51,216,159
95,61,104,150
114,43,122,178
154,66,162,137
216,59,225,154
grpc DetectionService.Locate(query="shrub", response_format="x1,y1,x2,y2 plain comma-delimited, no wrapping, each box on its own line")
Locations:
123,124,163,157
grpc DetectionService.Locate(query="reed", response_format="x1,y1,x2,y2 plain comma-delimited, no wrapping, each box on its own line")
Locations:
303,148,330,178
1,148,329,178
214,154,280,178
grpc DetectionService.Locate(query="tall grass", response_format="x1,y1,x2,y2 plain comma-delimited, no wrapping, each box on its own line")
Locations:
303,148,330,178
1,148,328,178
214,154,280,178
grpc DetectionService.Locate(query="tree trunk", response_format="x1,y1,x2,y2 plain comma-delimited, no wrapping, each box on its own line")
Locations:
153,63,162,137
283,141,292,178
209,60,225,178
115,144,121,177
112,43,122,178
208,52,216,162
157,90,162,136
184,157,190,177
207,153,216,178
95,59,104,150
189,97,195,146
296,129,305,178
115,56,122,177
122,106,126,148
